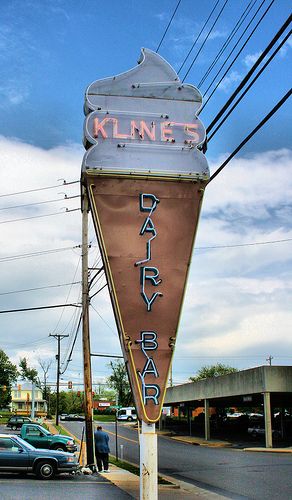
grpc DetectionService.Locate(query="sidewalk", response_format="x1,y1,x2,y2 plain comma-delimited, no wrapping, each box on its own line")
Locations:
51,421,228,498
98,464,228,499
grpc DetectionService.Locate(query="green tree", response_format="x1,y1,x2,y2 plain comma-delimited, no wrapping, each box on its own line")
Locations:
107,360,133,407
189,363,238,382
0,349,18,408
19,357,39,384
49,391,84,415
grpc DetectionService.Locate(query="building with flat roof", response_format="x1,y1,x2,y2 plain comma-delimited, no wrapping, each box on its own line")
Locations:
165,366,292,447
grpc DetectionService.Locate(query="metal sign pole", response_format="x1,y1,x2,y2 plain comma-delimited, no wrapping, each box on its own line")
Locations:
140,421,157,500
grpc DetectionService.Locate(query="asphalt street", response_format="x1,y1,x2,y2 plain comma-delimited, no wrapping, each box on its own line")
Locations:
0,471,132,500
64,420,292,500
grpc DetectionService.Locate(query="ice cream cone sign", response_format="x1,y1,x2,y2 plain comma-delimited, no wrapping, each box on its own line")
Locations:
82,49,209,423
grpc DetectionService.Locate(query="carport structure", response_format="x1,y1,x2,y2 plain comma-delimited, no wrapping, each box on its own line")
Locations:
165,366,292,448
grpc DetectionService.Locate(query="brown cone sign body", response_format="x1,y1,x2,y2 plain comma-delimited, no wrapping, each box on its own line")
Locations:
84,172,206,423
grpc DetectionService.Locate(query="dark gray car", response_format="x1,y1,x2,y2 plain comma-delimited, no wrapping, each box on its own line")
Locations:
0,434,79,479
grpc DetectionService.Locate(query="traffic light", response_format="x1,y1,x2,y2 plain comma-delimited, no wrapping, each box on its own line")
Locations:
77,390,81,397
68,381,73,389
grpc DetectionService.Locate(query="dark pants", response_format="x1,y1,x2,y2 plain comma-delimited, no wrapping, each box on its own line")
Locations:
95,451,109,472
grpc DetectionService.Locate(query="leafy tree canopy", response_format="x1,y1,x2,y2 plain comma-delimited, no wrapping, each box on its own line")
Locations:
0,349,18,407
19,357,39,384
189,363,238,382
107,360,133,407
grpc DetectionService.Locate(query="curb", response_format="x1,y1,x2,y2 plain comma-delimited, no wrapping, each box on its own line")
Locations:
243,447,292,453
169,435,232,448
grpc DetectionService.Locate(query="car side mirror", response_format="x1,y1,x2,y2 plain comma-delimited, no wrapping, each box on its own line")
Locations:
18,448,24,453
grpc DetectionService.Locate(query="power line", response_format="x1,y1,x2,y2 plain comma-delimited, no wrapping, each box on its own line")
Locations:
0,281,81,296
90,303,118,337
200,0,268,101
156,0,182,53
196,237,292,251
207,16,292,137
208,29,291,141
61,304,82,365
5,336,54,348
90,282,107,300
197,0,256,88
0,208,79,225
201,0,275,110
0,180,79,198
0,195,79,211
60,312,82,375
0,303,81,314
0,245,81,263
182,0,229,82
50,256,82,335
177,0,220,74
208,88,292,183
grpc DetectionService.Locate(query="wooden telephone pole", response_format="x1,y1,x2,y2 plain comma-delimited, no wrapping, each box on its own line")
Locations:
81,185,94,469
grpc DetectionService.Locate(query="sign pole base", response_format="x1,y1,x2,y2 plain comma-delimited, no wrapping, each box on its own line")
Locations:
140,421,157,500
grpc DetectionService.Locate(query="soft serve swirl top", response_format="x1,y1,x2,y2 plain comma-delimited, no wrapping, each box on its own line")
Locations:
82,48,209,178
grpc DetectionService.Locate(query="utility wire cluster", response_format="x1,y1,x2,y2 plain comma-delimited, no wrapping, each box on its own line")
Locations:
1,2,291,379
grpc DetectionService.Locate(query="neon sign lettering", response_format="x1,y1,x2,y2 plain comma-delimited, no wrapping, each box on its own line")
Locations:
135,194,162,406
92,117,201,144
136,331,160,406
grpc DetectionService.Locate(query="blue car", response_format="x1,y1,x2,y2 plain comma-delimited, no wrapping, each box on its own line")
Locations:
0,434,79,479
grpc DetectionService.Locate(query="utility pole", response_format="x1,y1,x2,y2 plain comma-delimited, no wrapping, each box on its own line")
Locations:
49,333,69,426
81,185,94,469
266,355,273,366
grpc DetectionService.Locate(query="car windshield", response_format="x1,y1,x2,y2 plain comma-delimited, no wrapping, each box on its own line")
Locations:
39,427,51,436
13,435,36,450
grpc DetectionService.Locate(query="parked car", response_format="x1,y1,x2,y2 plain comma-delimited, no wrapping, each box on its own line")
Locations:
20,423,77,452
63,414,85,422
248,426,281,439
7,416,32,430
60,414,68,421
0,434,78,479
117,407,137,422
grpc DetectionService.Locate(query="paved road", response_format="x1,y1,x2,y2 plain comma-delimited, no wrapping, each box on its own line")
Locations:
64,420,292,499
0,472,132,499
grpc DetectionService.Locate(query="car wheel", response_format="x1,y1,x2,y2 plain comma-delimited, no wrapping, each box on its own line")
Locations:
35,461,56,480
12,425,17,431
53,445,66,452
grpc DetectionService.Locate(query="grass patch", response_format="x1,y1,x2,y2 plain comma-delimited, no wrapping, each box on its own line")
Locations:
0,412,13,424
93,415,115,422
55,425,70,435
109,456,173,485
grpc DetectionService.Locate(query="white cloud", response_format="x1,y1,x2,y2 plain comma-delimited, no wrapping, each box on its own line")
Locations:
1,139,291,386
218,70,242,91
243,51,262,68
279,36,292,58
208,29,227,41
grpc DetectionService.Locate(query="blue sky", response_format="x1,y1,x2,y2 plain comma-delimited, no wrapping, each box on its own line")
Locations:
0,0,291,388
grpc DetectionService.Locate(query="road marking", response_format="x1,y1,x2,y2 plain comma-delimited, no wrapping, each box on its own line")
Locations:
107,429,138,444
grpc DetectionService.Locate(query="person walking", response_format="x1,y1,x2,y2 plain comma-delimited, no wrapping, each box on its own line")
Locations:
94,425,110,472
